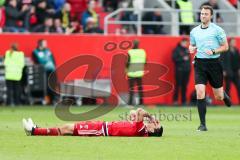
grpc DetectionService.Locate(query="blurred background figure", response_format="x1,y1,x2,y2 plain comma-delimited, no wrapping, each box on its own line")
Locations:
32,16,55,33
65,18,82,34
34,0,55,27
4,0,30,32
142,6,164,34
132,0,144,21
67,0,87,21
81,0,99,31
32,39,57,104
51,0,66,13
172,38,191,105
118,0,133,34
53,18,65,33
4,43,25,106
0,0,5,33
127,40,146,105
103,0,119,12
84,17,103,33
221,38,240,104
20,0,36,31
175,0,194,35
55,2,71,30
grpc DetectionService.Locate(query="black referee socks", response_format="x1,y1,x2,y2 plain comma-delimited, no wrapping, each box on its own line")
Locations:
223,91,232,107
197,98,206,126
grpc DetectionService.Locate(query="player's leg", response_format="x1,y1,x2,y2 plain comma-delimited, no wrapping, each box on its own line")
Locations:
173,70,181,104
212,87,231,107
212,87,224,100
208,60,231,107
224,76,231,96
128,78,135,105
33,124,74,136
195,84,207,131
232,74,240,103
181,70,190,105
13,81,21,106
58,124,75,135
6,80,13,105
32,126,61,136
194,59,208,131
23,118,74,136
136,78,143,105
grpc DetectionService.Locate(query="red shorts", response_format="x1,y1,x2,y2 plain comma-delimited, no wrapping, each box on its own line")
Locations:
73,121,106,136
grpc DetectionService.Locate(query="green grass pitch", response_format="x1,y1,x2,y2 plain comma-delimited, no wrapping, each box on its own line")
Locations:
0,106,240,160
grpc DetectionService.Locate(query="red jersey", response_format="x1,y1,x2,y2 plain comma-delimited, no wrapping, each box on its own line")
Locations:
107,121,148,137
73,121,148,137
73,121,105,136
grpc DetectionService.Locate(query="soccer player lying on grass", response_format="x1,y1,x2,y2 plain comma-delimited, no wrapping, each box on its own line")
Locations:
23,108,163,137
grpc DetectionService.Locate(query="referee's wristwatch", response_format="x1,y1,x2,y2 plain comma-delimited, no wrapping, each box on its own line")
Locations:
211,49,216,55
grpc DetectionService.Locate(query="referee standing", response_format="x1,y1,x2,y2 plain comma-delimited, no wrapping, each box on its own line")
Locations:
189,5,232,131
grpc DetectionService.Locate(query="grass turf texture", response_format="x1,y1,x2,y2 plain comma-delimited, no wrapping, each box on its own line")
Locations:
0,106,240,160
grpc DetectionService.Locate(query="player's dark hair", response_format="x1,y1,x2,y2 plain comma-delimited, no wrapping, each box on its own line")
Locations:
148,126,163,137
182,38,188,42
133,39,139,49
201,5,213,15
37,39,45,47
11,43,18,51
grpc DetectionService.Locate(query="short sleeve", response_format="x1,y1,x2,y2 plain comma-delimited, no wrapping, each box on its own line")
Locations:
135,121,148,136
136,121,145,132
190,31,196,46
216,27,227,45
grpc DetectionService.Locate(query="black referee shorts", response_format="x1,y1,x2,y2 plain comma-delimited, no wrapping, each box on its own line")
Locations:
194,58,223,88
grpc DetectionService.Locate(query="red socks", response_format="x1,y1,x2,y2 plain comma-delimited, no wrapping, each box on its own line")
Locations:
32,128,60,136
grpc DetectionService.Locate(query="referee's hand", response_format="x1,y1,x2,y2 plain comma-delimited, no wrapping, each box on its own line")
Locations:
189,45,197,54
206,50,213,55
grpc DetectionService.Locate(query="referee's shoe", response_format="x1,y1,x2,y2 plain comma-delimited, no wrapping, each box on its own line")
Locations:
197,124,207,131
223,92,232,107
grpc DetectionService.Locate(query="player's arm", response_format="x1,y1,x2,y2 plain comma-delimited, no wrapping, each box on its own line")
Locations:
135,108,155,122
206,41,229,55
213,41,229,54
207,28,229,55
189,44,197,54
189,31,197,54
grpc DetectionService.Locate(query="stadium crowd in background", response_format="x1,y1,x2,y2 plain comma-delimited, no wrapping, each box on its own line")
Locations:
142,6,164,34
1,0,239,35
103,0,120,12
0,0,103,34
